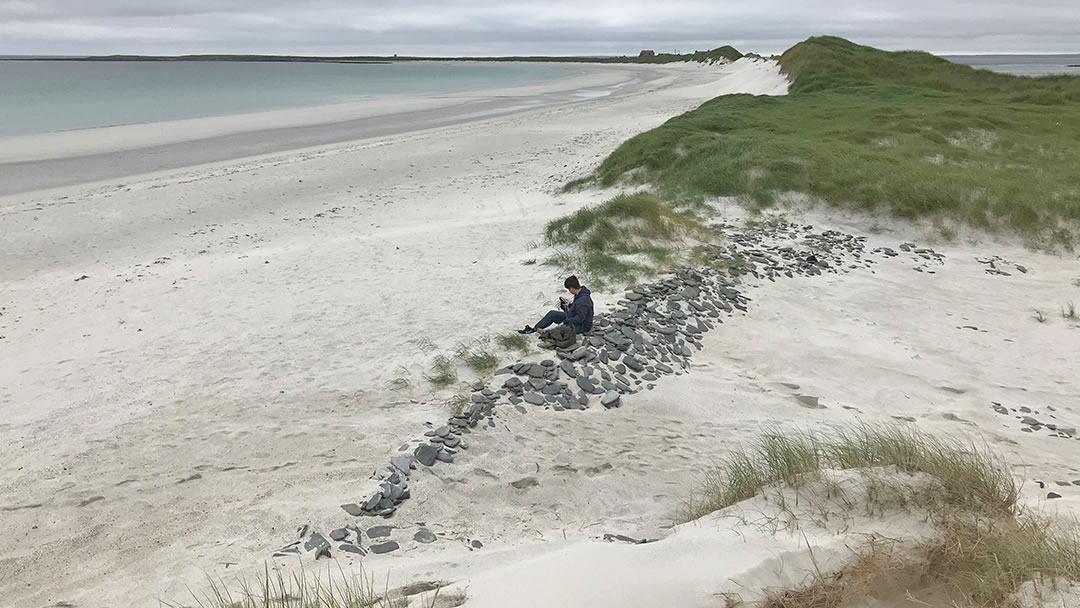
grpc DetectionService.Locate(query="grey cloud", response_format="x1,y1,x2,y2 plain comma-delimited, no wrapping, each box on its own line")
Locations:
1,0,1078,55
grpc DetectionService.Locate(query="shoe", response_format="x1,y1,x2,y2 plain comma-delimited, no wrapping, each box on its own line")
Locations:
517,326,534,334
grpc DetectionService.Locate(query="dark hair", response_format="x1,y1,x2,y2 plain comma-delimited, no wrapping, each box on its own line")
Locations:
564,275,581,289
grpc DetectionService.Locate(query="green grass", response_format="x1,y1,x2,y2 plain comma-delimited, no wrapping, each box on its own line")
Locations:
495,333,531,354
446,394,469,417
589,36,1080,248
165,563,454,608
453,341,499,376
691,426,1080,608
424,355,458,388
684,425,1018,522
543,192,715,287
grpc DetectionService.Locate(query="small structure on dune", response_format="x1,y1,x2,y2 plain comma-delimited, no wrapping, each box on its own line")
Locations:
638,50,655,58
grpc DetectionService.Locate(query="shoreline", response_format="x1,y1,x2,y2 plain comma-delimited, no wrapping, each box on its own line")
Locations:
0,62,670,196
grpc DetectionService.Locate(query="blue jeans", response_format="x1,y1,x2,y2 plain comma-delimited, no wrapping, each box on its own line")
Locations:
534,310,567,331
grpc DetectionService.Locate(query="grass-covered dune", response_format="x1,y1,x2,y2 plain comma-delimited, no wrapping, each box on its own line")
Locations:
590,36,1080,248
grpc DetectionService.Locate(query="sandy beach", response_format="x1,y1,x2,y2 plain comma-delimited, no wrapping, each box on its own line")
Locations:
2,56,1079,608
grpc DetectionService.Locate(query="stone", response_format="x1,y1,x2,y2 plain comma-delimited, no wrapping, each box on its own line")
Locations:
560,360,578,378
339,544,364,555
341,503,364,516
1048,492,1063,499
414,528,438,544
655,363,674,374
576,375,603,394
503,376,522,388
391,455,413,475
330,528,349,541
471,540,484,549
436,451,454,463
570,346,588,361
510,477,539,489
524,392,545,405
541,359,555,367
623,356,644,372
364,493,382,511
304,532,332,559
367,526,394,539
542,383,562,395
527,364,546,378
415,444,439,467
370,541,400,554
795,394,825,409
601,391,621,408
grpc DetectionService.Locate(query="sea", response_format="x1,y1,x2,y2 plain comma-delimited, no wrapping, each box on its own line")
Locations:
0,60,572,137
943,54,1080,76
1,55,1078,138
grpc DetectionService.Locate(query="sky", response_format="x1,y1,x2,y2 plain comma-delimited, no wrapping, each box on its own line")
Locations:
0,0,1078,57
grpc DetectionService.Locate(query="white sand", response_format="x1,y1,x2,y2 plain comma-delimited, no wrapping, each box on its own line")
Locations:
3,56,1079,607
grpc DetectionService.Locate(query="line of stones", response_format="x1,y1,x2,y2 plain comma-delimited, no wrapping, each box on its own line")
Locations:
278,221,937,559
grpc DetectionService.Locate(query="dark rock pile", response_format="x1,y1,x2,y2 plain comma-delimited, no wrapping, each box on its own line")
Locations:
990,402,1077,439
975,255,1028,276
276,220,951,560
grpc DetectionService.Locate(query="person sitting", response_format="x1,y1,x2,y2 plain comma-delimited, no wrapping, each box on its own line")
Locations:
519,275,593,335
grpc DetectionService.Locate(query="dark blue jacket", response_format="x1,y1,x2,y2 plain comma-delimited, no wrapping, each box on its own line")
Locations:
563,287,594,334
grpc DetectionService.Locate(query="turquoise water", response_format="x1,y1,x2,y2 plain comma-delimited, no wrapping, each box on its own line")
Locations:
0,61,573,136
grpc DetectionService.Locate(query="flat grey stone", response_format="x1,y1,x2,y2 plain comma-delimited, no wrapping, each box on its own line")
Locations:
542,382,562,395
364,493,382,511
655,363,674,374
341,503,363,516
330,528,349,541
527,364,546,378
560,360,578,378
524,392,545,405
795,394,825,409
503,376,522,388
414,528,438,544
601,391,621,407
391,455,413,475
304,532,331,558
339,544,365,555
623,356,644,372
415,444,439,467
367,526,394,539
370,541,400,554
436,451,454,463
541,359,555,367
576,375,601,394
471,540,484,549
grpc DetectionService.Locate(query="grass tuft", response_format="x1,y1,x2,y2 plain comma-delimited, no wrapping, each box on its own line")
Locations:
424,355,458,388
166,561,451,608
1033,309,1048,323
495,333,531,354
446,394,469,417
542,192,715,287
925,517,1080,607
684,425,1018,522
453,341,499,376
